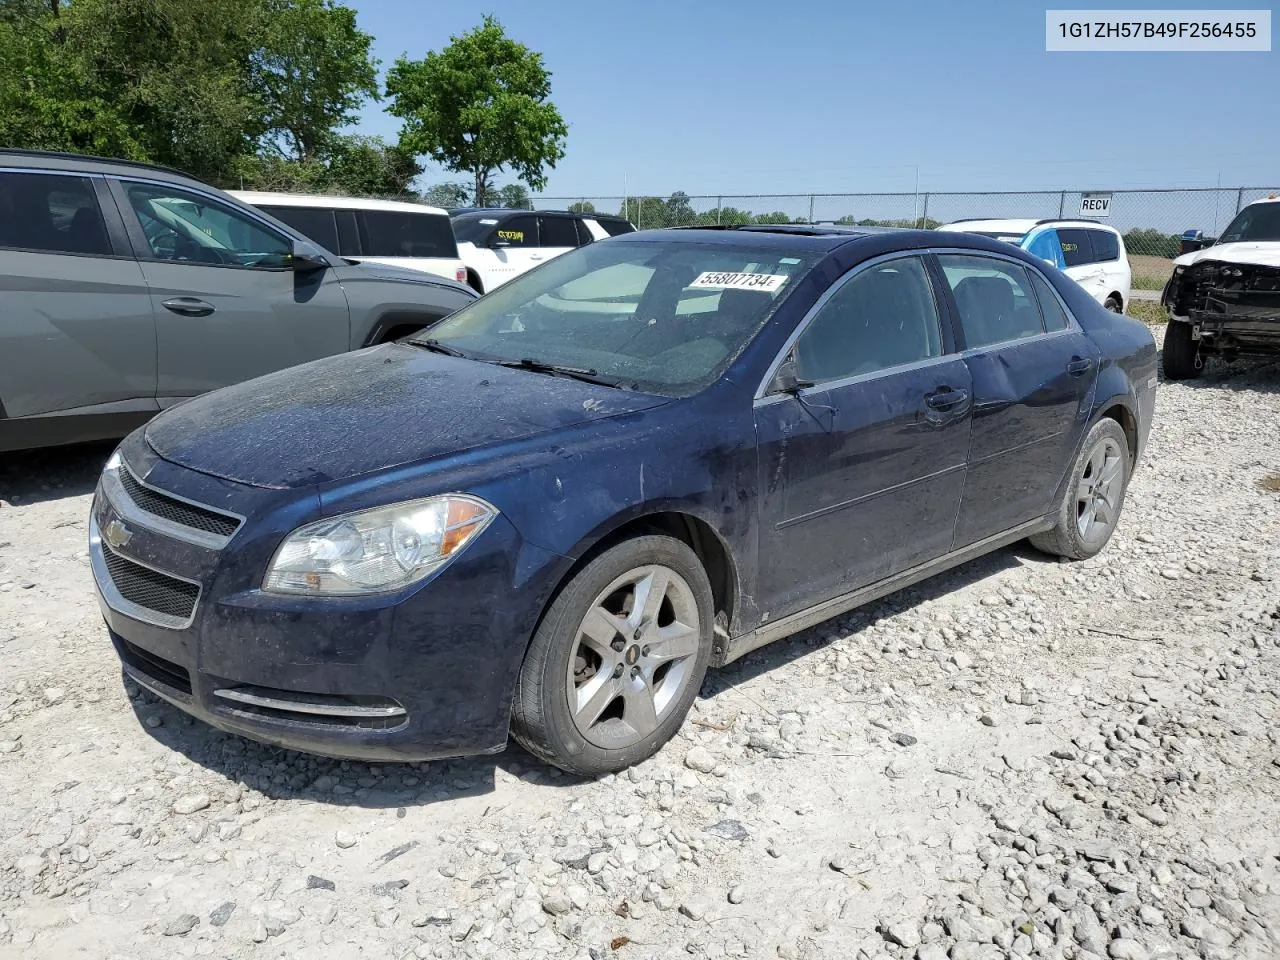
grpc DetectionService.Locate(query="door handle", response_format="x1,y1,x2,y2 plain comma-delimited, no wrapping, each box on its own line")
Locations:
925,388,969,410
161,297,215,318
1067,357,1093,376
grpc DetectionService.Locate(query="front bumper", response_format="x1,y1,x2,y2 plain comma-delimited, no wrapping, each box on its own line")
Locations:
1164,265,1280,357
90,432,558,762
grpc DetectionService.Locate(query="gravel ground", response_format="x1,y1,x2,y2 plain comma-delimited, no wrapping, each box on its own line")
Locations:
2,332,1278,960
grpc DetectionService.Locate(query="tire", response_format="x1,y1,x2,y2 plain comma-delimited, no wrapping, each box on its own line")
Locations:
466,270,484,295
1162,319,1202,380
1030,418,1131,561
1104,295,1122,313
511,535,714,776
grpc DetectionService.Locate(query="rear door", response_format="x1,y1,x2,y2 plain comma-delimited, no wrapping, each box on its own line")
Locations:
1086,228,1129,306
111,178,351,402
936,253,1100,546
535,215,580,269
355,208,465,283
755,254,972,617
1058,228,1106,302
0,169,156,418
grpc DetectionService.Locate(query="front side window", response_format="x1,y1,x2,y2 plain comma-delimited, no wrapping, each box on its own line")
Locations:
1025,229,1065,269
492,214,536,248
417,240,817,396
1218,202,1280,243
124,184,290,268
1057,228,1096,267
0,171,111,256
358,210,458,258
538,216,579,248
793,257,942,385
939,254,1046,348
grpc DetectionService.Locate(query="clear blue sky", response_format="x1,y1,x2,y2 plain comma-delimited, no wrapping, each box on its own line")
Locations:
349,0,1278,198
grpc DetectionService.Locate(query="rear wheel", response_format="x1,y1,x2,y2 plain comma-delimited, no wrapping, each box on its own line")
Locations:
1030,418,1131,560
1104,295,1122,313
511,536,714,775
1162,319,1202,380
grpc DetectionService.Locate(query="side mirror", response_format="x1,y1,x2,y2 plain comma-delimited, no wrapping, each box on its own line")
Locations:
1180,229,1205,255
771,355,812,395
290,240,329,272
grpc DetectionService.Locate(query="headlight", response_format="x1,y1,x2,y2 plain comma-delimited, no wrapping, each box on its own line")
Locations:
263,495,497,596
1174,266,1185,276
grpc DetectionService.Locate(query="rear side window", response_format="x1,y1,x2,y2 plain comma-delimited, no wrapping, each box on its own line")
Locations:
1057,229,1096,267
1089,229,1120,262
574,219,595,246
597,218,636,237
939,254,1046,348
358,210,459,258
538,216,579,248
258,205,339,253
0,171,112,256
1028,270,1071,331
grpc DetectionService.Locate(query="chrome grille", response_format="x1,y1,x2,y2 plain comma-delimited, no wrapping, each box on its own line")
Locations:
102,547,199,622
118,467,240,538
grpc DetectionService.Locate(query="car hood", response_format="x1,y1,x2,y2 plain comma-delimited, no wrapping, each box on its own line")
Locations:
343,260,475,295
1173,241,1280,269
144,345,667,489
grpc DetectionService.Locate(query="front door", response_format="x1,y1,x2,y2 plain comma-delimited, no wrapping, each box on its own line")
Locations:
936,253,1100,546
755,255,973,621
112,180,351,401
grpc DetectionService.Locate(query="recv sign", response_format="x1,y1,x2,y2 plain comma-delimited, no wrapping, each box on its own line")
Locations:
1079,192,1112,217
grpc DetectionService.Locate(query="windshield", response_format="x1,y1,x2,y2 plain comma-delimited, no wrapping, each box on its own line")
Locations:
1217,203,1280,244
451,212,502,244
414,240,817,396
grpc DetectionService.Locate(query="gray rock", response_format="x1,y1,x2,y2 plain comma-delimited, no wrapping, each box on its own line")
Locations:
684,746,717,773
334,830,357,849
704,820,750,841
916,944,948,960
209,902,236,927
1108,939,1148,960
172,793,210,815
555,842,593,869
889,732,918,747
162,914,199,937
541,892,572,916
884,921,921,948
679,902,706,921
307,875,336,891
727,885,746,904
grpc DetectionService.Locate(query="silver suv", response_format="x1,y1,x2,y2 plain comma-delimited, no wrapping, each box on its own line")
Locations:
0,150,478,453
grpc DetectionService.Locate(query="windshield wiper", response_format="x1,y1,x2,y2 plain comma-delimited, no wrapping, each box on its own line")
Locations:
409,337,469,357
498,357,631,389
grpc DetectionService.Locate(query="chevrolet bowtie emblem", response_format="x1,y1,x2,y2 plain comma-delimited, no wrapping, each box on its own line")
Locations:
103,518,133,551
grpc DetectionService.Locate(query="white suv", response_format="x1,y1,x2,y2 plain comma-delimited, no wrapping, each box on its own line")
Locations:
230,192,467,285
449,209,636,293
937,219,1131,313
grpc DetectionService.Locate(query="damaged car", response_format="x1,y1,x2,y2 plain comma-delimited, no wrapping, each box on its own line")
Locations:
90,224,1157,774
1161,196,1280,379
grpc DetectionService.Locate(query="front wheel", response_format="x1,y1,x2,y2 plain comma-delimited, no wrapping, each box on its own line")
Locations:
1162,319,1202,380
511,535,714,775
1030,418,1131,560
1104,295,1122,313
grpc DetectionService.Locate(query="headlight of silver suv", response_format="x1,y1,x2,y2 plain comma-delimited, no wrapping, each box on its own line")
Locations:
263,495,497,596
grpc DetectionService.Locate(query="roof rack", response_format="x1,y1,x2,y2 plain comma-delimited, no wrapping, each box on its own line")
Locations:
0,147,214,186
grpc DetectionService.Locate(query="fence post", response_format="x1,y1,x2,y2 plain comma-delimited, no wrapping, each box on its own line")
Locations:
920,192,930,229
808,195,815,224
717,196,722,225
1236,187,1245,214
636,198,643,230
1058,191,1066,218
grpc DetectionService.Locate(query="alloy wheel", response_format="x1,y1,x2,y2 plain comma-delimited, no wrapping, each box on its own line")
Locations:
566,564,700,749
1075,436,1125,541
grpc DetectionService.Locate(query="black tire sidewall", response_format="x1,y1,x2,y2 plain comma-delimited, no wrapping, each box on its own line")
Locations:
1162,319,1201,380
1055,419,1131,559
514,535,714,775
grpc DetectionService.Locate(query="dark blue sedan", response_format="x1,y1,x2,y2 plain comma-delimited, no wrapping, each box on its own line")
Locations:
90,225,1158,774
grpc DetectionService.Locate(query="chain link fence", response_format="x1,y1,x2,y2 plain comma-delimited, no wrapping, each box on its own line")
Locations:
527,187,1277,286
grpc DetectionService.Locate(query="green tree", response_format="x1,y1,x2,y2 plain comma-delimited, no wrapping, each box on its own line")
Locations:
1123,228,1179,258
251,0,378,161
568,201,595,214
322,134,420,195
496,183,531,208
753,211,793,224
422,182,472,208
386,15,568,204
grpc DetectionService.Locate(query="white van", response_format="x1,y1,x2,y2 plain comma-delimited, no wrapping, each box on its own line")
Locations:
936,218,1132,313
230,192,467,285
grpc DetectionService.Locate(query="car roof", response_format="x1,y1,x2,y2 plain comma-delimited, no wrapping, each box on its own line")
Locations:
229,191,449,217
938,218,1118,235
0,148,208,186
605,223,919,252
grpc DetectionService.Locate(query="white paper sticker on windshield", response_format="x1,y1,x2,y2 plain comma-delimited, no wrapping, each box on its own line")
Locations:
689,271,787,292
